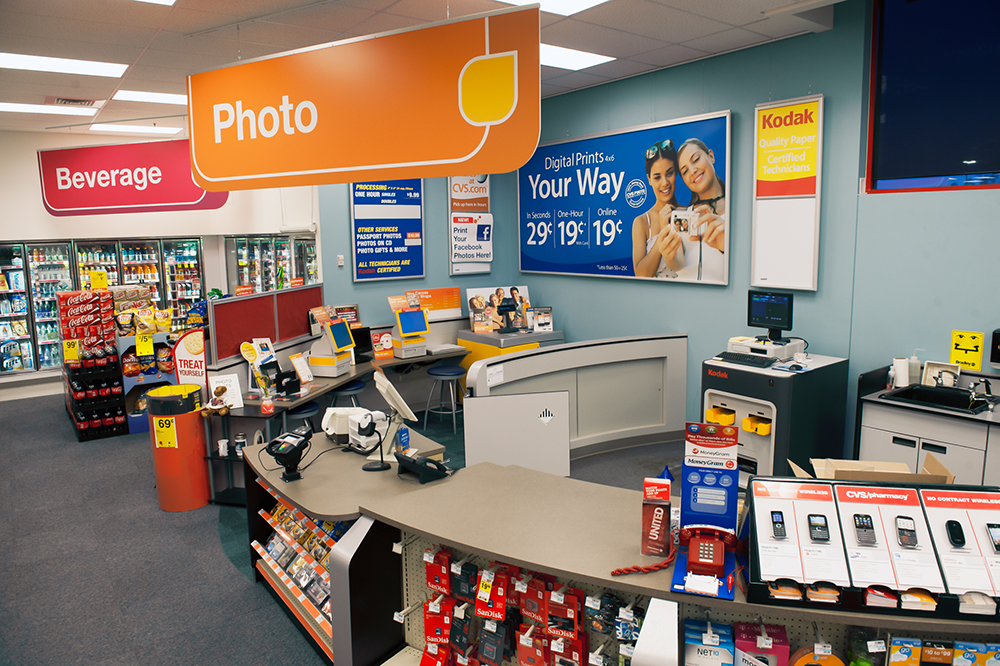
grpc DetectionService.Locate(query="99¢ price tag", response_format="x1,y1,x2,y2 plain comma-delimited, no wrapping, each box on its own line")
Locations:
137,333,154,358
154,417,178,448
63,339,79,361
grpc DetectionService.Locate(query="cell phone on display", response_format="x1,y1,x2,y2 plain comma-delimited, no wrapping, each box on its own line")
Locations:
895,516,917,548
854,513,876,545
946,520,966,548
808,514,830,542
771,511,787,539
986,523,1000,553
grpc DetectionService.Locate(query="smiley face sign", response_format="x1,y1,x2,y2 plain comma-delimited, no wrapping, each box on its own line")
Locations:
949,330,984,370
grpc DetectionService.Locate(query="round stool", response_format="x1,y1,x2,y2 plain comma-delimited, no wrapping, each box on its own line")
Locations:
330,379,366,408
423,366,465,434
286,401,320,434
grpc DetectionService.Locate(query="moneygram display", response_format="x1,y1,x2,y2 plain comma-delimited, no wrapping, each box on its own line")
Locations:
518,111,730,284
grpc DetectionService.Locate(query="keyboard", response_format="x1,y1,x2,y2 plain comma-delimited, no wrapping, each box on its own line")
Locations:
716,351,777,368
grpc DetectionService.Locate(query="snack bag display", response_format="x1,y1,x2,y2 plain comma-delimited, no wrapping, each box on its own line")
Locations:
115,312,135,337
134,308,156,334
155,343,174,373
185,300,208,328
154,308,172,332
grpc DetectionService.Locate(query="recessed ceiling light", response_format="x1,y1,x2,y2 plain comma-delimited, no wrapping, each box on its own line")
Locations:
540,44,615,71
0,52,128,78
113,90,188,105
90,124,182,135
0,102,98,116
496,0,610,16
132,0,177,5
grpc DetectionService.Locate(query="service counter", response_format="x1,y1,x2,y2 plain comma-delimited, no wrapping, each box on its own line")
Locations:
244,450,998,666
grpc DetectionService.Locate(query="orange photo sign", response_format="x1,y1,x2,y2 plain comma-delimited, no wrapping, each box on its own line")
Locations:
187,7,540,191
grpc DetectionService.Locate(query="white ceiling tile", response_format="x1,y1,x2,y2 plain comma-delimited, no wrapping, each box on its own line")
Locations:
221,19,341,49
541,82,572,97
338,0,404,11
681,27,771,54
629,43,707,67
541,70,608,89
583,57,656,80
542,20,668,58
384,0,511,22
183,0,314,19
651,0,795,27
339,12,425,37
0,12,159,50
741,15,812,39
255,4,376,33
2,0,186,30
0,34,144,65
573,0,729,43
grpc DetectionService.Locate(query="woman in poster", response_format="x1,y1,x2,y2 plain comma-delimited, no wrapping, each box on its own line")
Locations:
667,138,728,282
632,139,684,278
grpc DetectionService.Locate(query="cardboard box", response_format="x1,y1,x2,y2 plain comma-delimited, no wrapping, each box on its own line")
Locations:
788,452,954,485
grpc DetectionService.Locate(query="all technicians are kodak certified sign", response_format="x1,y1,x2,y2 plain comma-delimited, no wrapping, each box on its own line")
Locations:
38,139,228,216
187,7,540,191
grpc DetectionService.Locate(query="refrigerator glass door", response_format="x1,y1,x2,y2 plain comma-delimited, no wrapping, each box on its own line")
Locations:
274,236,291,289
258,237,275,292
248,239,263,293
163,239,203,331
26,243,72,369
0,243,34,374
119,239,163,306
293,238,319,285
75,241,120,289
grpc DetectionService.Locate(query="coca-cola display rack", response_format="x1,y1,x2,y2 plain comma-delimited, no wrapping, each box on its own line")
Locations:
58,289,127,441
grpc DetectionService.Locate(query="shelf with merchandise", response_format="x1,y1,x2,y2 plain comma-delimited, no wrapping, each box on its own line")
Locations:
251,540,334,660
259,509,331,582
122,260,159,265
78,261,117,266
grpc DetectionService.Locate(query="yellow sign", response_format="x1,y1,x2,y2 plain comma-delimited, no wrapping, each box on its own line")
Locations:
240,341,258,364
90,269,108,290
950,330,984,370
755,100,821,197
153,416,178,448
63,339,79,361
136,333,154,357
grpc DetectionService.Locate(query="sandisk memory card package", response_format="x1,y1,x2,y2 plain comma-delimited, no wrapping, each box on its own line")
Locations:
426,549,452,595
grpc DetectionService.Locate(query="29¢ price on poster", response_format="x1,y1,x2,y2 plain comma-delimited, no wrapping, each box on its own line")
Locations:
154,417,178,448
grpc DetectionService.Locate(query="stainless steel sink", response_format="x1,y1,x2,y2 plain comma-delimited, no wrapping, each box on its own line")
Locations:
879,384,990,415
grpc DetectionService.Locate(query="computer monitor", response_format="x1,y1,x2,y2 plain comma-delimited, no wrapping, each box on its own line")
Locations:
352,325,374,361
748,290,793,341
374,367,418,422
326,318,356,353
395,308,429,338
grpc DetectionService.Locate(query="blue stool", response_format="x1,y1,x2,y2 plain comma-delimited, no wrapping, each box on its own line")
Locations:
423,366,465,434
286,401,320,434
330,379,366,408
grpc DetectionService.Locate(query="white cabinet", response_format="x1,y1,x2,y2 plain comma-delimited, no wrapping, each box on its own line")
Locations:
859,403,988,484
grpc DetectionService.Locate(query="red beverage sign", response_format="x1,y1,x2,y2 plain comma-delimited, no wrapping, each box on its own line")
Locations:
38,139,228,216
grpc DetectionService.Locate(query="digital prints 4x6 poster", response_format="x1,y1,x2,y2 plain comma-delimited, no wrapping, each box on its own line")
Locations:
518,111,730,284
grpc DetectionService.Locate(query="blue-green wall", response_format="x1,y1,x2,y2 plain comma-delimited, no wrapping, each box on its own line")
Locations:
318,0,1000,452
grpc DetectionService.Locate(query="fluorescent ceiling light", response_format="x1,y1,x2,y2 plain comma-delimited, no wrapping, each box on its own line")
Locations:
113,90,187,105
0,52,127,78
963,160,977,164
90,124,182,135
540,44,614,71
496,0,610,16
0,102,98,116
132,0,177,5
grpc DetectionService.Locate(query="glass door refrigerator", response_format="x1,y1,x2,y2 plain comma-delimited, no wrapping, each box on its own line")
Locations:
248,238,264,293
224,237,251,295
75,240,121,290
274,236,291,290
119,239,163,307
0,243,34,375
256,237,276,292
163,239,203,331
292,236,319,285
26,243,73,370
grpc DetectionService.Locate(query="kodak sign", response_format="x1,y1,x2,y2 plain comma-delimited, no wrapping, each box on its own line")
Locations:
187,7,540,191
754,100,822,197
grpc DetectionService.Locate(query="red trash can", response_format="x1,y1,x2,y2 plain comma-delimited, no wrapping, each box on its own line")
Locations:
147,384,210,512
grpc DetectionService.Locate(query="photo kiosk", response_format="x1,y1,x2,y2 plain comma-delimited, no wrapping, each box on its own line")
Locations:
309,319,355,377
365,366,420,463
391,308,429,359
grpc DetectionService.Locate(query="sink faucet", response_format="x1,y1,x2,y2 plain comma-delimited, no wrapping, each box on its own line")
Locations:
935,370,960,388
969,377,993,396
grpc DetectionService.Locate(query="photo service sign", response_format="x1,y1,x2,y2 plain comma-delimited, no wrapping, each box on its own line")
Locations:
187,7,540,190
38,139,228,216
352,180,425,282
518,111,730,284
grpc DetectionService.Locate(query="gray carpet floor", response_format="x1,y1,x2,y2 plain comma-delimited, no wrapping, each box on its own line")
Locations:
0,393,681,665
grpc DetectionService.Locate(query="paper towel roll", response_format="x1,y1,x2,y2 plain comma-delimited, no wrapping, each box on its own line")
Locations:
893,357,910,388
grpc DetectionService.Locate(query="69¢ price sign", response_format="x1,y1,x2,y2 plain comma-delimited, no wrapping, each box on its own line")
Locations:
153,417,178,448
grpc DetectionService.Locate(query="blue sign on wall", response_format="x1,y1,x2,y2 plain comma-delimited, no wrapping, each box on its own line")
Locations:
352,179,425,281
518,112,730,284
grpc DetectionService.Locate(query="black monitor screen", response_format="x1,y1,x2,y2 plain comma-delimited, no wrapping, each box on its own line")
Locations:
352,326,373,356
748,291,792,336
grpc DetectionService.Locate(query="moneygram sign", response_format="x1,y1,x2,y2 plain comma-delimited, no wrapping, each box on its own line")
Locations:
187,7,540,191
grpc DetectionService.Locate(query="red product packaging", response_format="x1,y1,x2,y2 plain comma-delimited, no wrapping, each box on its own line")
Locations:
517,625,550,666
60,300,101,318
641,478,672,557
490,562,521,608
474,569,508,621
58,291,99,308
419,644,452,666
425,548,452,595
98,289,113,304
424,597,456,644
549,633,588,666
454,647,481,666
520,579,547,624
62,313,101,331
545,586,583,639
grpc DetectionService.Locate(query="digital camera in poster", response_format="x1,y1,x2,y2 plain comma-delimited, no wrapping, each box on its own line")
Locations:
518,111,730,284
